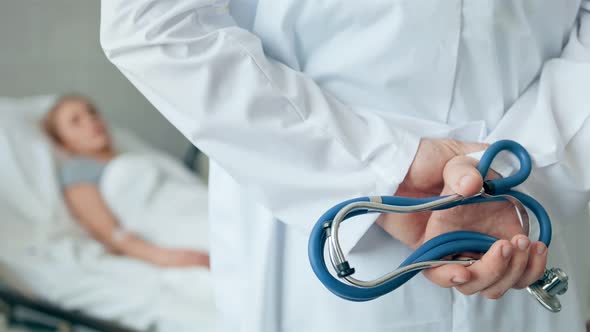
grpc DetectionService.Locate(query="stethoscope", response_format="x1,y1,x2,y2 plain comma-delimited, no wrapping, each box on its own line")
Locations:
308,140,569,312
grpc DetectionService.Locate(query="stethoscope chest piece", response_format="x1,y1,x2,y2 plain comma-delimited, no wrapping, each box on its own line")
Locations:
527,267,569,312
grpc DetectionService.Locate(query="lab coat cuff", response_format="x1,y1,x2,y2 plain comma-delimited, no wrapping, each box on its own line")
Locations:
369,130,423,187
340,132,422,254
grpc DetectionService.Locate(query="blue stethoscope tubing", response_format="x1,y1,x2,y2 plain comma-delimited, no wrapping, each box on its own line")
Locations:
308,140,551,302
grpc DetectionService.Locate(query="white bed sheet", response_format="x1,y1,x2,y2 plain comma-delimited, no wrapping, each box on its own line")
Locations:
0,97,215,332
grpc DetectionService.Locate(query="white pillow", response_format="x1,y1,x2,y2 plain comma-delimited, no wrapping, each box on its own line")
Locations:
0,95,59,215
0,117,65,264
0,95,58,122
0,116,60,217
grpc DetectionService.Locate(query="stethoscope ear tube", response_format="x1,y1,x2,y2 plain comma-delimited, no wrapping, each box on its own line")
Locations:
478,140,532,195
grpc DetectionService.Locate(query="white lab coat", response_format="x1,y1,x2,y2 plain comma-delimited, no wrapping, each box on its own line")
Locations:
100,0,590,331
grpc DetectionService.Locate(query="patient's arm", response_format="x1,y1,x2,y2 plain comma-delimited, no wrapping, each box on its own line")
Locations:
63,184,210,268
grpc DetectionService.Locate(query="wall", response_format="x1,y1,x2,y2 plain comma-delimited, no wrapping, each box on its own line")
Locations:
0,0,191,159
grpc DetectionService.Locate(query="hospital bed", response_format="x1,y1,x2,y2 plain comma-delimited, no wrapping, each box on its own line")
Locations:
0,96,212,332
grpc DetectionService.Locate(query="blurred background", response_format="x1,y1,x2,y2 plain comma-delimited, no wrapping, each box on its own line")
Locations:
0,0,189,158
0,2,213,332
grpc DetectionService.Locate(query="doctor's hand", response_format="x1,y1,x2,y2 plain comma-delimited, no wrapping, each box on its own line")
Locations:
376,139,547,299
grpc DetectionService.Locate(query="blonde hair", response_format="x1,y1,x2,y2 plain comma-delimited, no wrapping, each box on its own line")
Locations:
43,94,98,144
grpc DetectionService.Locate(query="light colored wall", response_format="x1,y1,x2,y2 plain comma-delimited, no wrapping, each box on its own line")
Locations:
0,0,191,159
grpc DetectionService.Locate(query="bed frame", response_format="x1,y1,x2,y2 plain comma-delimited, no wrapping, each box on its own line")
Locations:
0,285,141,332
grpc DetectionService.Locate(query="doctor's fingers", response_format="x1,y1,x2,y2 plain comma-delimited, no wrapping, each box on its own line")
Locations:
479,234,531,299
513,241,547,289
452,239,516,296
422,261,473,288
422,239,512,289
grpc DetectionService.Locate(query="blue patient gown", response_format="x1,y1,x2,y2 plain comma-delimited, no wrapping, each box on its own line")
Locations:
60,157,107,189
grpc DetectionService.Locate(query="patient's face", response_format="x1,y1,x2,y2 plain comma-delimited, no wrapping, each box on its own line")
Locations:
53,99,111,154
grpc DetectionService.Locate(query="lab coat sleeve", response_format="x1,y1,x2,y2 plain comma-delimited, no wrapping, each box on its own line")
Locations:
99,0,421,250
469,2,590,214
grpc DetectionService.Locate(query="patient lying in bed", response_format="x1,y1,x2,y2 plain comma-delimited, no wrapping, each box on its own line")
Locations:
43,94,209,269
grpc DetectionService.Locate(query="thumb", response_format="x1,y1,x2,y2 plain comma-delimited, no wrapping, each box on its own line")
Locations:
443,155,483,196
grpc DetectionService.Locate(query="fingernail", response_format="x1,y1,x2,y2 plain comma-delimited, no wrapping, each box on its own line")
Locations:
536,244,547,255
501,244,513,258
517,237,530,251
452,276,468,284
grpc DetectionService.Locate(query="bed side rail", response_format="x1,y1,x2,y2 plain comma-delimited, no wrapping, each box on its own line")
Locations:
0,285,142,332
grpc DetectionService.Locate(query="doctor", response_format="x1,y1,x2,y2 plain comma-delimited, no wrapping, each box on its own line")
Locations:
100,1,590,331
